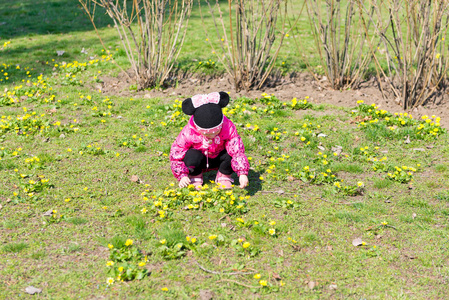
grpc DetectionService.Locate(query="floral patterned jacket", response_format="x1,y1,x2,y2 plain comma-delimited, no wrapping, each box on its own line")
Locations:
170,116,250,180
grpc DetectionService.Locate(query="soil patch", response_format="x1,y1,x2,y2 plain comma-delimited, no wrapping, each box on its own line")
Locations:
99,71,449,129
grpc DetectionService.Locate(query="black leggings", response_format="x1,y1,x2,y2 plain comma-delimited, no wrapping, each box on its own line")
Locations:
184,149,233,176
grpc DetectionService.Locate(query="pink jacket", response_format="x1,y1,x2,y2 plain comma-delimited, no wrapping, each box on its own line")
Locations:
170,116,250,180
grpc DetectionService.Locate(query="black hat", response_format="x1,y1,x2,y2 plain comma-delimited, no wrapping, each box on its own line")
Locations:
182,92,230,129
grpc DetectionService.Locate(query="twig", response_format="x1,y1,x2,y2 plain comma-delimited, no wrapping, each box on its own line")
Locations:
194,260,257,276
219,214,231,221
216,279,260,289
385,224,398,230
259,190,297,195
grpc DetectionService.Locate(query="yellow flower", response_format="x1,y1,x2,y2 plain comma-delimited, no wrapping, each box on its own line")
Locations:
357,181,364,187
208,235,217,240
191,238,197,244
106,261,114,266
242,242,250,249
160,239,167,244
269,221,276,226
268,228,276,235
106,277,114,285
161,287,168,291
125,239,133,246
254,273,261,279
118,267,124,272
107,244,114,249
138,262,146,267
259,280,268,286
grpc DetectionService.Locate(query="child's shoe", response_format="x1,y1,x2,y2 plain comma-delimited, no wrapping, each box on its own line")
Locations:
215,171,233,189
189,174,203,189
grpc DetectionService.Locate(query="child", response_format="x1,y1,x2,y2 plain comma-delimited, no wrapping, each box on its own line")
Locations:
170,92,249,189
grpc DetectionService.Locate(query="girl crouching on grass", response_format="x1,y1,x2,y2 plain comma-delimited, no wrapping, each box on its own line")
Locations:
170,92,249,189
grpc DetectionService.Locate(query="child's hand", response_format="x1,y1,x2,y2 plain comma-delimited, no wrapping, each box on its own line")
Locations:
239,175,249,189
179,176,191,188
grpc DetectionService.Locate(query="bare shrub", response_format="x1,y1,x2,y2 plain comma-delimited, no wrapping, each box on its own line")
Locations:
303,0,375,90
199,0,292,92
362,0,449,109
79,0,193,90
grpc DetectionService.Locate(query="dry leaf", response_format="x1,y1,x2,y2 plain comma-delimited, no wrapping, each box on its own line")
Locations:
43,209,53,216
412,213,417,219
352,237,363,247
327,245,333,251
331,145,343,155
404,135,411,144
272,272,282,280
130,175,140,183
329,284,338,290
199,289,215,300
292,245,301,252
287,175,295,181
25,286,42,295
308,281,316,290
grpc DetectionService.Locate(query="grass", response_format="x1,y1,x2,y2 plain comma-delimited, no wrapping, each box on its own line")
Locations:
2,242,28,253
1,1,449,299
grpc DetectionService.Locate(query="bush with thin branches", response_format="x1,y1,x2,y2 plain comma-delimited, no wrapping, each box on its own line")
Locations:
199,0,292,92
361,0,449,109
79,0,193,90
303,0,376,90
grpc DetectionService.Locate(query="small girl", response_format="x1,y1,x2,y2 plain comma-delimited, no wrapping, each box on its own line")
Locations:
170,92,249,189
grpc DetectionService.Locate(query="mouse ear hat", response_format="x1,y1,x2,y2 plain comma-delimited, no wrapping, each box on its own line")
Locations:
182,92,230,129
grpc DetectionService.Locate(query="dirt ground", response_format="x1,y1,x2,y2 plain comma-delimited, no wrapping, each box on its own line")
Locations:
99,71,449,129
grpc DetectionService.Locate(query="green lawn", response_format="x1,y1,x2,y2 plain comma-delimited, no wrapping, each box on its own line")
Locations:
1,1,449,299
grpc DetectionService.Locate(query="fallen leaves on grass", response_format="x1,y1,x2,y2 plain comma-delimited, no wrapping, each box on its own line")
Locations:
25,286,42,295
352,237,363,247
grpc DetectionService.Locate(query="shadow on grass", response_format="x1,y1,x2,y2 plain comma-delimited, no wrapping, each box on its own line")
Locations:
202,169,262,196
0,34,126,87
0,0,112,38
